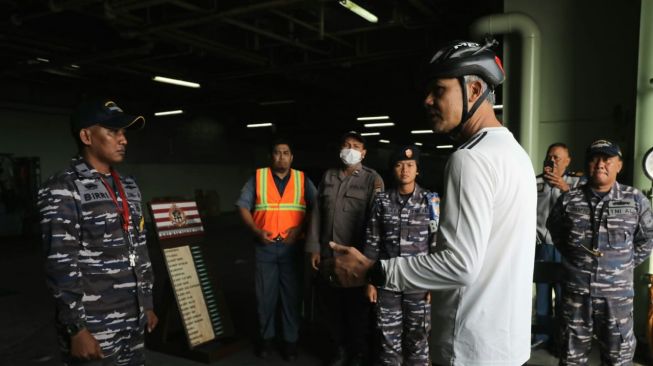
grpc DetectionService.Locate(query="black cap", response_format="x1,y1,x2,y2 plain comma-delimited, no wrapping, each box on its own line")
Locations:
586,139,622,159
390,145,420,166
340,130,366,145
71,98,145,132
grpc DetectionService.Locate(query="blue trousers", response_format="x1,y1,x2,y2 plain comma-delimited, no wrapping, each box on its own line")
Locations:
255,242,300,342
534,244,562,341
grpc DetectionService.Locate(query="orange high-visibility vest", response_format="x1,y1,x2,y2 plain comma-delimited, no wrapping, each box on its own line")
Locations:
252,168,306,240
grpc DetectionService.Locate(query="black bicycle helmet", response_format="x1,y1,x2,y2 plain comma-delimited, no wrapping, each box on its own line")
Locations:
425,39,505,136
427,40,505,88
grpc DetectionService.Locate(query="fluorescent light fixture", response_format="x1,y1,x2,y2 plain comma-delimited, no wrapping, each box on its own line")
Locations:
436,144,454,149
356,115,389,121
70,64,80,69
153,75,200,88
379,139,390,144
36,57,50,63
411,130,434,134
154,110,184,116
361,132,380,136
259,99,295,106
364,122,394,128
339,0,378,23
414,142,423,146
247,123,274,128
493,104,503,110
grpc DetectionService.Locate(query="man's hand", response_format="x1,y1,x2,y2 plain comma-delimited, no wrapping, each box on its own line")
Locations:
283,226,301,245
70,328,104,360
146,309,159,333
328,242,374,287
544,172,570,192
366,284,377,303
310,253,321,271
256,229,275,244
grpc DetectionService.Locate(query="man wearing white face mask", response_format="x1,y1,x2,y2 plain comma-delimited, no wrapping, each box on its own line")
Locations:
306,131,384,366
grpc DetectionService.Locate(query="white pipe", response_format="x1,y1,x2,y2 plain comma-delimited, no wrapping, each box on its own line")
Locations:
470,13,541,164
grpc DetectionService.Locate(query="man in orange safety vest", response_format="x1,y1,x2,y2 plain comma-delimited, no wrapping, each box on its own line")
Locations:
236,139,317,361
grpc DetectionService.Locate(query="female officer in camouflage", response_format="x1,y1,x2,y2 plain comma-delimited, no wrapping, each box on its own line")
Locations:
363,145,439,365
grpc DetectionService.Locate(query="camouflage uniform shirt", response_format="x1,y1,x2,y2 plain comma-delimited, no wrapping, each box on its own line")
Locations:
364,184,438,262
38,157,154,336
547,182,653,297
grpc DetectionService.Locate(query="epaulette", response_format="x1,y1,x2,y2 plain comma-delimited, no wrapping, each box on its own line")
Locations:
567,171,584,177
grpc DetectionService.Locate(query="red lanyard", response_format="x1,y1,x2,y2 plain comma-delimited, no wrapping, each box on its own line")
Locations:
100,169,131,233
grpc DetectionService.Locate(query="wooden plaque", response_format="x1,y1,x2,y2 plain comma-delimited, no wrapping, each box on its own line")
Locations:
163,245,215,348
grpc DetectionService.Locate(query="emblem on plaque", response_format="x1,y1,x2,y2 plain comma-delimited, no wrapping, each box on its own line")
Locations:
169,204,188,227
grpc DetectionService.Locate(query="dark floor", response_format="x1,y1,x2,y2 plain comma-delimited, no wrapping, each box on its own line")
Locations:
0,213,649,365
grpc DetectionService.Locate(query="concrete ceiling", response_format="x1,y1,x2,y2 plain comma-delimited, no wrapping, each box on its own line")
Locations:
0,0,503,151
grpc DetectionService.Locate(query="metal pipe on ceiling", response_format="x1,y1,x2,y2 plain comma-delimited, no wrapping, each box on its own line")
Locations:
220,17,330,56
137,0,306,36
270,10,354,49
160,29,268,65
111,7,269,66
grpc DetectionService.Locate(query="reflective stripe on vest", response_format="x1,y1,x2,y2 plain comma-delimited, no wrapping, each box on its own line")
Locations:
252,168,306,239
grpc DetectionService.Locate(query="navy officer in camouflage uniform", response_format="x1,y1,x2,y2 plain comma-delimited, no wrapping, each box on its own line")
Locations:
547,139,653,365
38,98,157,365
363,145,439,365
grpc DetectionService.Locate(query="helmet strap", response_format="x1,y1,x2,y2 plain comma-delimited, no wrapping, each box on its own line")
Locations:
449,76,492,138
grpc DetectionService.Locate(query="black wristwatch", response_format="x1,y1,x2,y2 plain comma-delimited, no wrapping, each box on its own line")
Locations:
368,260,386,287
65,322,86,337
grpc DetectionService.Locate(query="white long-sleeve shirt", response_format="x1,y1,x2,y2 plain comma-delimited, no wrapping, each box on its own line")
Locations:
382,127,536,366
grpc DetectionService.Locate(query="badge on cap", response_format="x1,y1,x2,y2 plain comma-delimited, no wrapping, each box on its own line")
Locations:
405,149,413,159
104,101,124,113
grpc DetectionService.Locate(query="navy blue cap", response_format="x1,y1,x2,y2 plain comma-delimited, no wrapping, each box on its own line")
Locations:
71,98,145,132
586,139,622,158
340,130,366,145
391,145,420,166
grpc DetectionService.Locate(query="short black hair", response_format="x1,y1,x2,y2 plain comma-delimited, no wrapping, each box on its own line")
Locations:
270,138,293,155
546,142,569,157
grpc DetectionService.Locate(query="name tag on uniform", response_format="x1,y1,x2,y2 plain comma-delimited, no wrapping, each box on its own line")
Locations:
608,200,636,216
567,206,590,215
76,182,112,204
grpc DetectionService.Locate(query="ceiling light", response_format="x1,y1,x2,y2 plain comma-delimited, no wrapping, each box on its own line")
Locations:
339,0,378,23
411,130,433,134
247,123,274,128
361,132,380,136
70,64,80,69
154,110,183,116
36,57,50,63
493,104,503,110
364,122,394,128
379,139,390,144
259,99,295,106
414,142,423,146
357,115,389,121
436,145,454,149
153,75,200,88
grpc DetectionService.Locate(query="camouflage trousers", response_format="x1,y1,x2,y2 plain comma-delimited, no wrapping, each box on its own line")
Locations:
560,293,635,366
375,289,430,366
61,318,145,366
